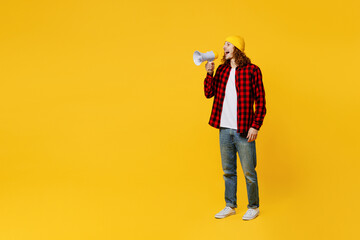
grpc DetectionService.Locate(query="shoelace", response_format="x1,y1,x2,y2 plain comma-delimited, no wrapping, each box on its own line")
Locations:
245,209,256,215
221,206,233,213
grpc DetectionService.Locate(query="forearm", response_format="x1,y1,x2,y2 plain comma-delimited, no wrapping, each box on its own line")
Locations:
251,96,266,130
204,72,215,98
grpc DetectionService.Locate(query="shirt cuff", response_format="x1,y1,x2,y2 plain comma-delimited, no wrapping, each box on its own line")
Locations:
250,123,260,131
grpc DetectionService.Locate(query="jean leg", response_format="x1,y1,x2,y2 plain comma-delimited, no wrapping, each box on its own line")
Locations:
234,132,259,209
219,128,237,208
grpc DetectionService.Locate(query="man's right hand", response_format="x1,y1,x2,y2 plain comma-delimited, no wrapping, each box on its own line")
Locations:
205,61,215,75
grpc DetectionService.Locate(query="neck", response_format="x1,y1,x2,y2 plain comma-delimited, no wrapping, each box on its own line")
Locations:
230,58,237,68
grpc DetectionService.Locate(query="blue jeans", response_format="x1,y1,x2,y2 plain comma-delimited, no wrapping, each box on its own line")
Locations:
219,127,259,209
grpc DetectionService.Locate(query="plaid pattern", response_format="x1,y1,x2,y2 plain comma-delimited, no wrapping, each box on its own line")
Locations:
204,62,266,133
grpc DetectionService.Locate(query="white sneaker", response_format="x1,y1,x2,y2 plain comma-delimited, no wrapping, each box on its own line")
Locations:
215,206,236,219
242,208,259,220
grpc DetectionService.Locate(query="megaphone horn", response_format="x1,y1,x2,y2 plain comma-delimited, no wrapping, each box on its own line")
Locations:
193,50,219,66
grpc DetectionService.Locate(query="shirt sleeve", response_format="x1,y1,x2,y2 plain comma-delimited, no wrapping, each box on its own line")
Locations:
204,67,219,98
251,66,267,130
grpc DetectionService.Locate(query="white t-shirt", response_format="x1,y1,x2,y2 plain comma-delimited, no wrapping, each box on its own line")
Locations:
220,67,237,130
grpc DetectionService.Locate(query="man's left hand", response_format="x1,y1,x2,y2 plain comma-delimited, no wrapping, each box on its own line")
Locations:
247,127,258,142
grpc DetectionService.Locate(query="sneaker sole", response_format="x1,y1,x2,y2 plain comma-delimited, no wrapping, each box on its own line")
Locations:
215,211,236,219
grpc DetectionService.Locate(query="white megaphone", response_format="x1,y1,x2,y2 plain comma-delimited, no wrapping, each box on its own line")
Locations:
193,50,219,66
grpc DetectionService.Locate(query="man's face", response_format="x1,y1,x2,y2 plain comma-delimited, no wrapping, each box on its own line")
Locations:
223,41,235,60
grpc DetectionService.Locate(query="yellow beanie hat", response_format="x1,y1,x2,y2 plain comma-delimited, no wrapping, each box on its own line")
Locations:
225,35,245,52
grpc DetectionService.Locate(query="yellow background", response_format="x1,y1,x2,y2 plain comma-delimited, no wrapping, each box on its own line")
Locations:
0,0,359,239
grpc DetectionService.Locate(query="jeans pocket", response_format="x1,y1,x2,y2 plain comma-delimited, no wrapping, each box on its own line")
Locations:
239,132,247,138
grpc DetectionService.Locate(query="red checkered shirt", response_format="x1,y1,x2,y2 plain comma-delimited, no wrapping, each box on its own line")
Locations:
204,62,266,134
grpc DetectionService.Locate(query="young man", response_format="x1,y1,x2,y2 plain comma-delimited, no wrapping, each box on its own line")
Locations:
204,36,266,220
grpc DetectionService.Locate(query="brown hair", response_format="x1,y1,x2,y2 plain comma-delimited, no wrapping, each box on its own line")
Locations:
221,47,251,68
